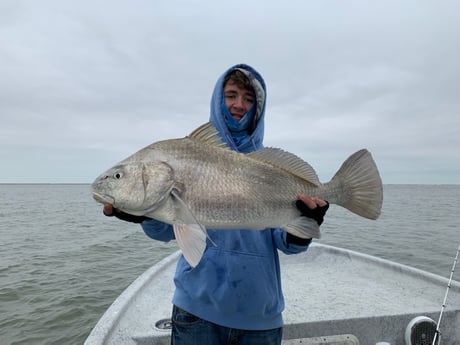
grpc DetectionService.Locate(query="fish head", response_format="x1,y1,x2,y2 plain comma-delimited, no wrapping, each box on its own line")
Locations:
91,161,175,215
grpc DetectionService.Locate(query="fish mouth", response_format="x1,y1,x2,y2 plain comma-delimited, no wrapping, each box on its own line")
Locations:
92,192,115,205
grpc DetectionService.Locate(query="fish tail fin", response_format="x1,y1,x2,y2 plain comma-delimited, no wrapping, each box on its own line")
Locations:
326,149,383,219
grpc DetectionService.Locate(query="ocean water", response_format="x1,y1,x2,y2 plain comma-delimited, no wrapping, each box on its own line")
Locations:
0,184,459,345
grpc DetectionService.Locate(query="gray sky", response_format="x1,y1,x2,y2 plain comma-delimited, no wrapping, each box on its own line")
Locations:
1,0,459,184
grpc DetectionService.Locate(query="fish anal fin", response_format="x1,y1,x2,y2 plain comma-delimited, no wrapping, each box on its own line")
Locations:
283,217,321,239
173,224,207,268
248,148,321,186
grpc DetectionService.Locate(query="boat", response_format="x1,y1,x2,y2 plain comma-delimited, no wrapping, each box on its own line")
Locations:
84,243,460,344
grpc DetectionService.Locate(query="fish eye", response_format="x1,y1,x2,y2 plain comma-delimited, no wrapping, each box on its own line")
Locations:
113,171,123,179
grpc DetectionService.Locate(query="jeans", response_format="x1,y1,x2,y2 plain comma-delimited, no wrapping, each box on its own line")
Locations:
171,305,283,345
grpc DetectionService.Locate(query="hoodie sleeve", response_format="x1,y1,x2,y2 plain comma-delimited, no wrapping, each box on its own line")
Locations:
272,228,311,254
141,219,175,242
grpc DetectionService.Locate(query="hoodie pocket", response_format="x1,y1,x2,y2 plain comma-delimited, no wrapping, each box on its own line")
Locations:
180,247,284,318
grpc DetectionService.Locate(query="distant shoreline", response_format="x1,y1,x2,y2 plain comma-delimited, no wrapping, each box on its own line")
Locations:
0,183,91,185
0,183,459,186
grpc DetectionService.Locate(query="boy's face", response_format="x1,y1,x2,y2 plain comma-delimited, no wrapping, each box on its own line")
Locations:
223,81,255,121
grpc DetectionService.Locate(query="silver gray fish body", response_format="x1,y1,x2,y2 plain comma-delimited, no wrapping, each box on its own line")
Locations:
92,123,383,266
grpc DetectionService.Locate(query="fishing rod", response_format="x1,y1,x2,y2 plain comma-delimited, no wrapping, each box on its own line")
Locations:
432,244,460,345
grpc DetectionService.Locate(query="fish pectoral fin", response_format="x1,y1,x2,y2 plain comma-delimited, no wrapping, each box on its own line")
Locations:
170,188,215,267
173,224,207,268
283,217,321,239
171,188,217,247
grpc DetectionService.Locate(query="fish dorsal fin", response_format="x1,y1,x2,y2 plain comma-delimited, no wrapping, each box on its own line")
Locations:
189,123,320,185
248,147,321,186
188,122,229,149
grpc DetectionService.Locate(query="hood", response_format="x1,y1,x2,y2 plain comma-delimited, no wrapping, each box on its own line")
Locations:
209,64,267,153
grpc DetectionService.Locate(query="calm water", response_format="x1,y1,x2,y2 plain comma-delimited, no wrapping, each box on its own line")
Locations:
0,184,459,345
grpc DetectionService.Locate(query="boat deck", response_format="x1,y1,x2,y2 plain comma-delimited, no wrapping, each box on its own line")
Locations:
85,243,460,344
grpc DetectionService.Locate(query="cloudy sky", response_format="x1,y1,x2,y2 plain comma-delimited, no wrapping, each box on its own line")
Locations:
1,0,459,184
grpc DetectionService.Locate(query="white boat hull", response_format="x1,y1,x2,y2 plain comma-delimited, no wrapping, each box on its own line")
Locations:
85,243,460,344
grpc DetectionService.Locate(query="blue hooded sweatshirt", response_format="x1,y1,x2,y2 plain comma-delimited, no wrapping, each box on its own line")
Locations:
141,64,310,330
